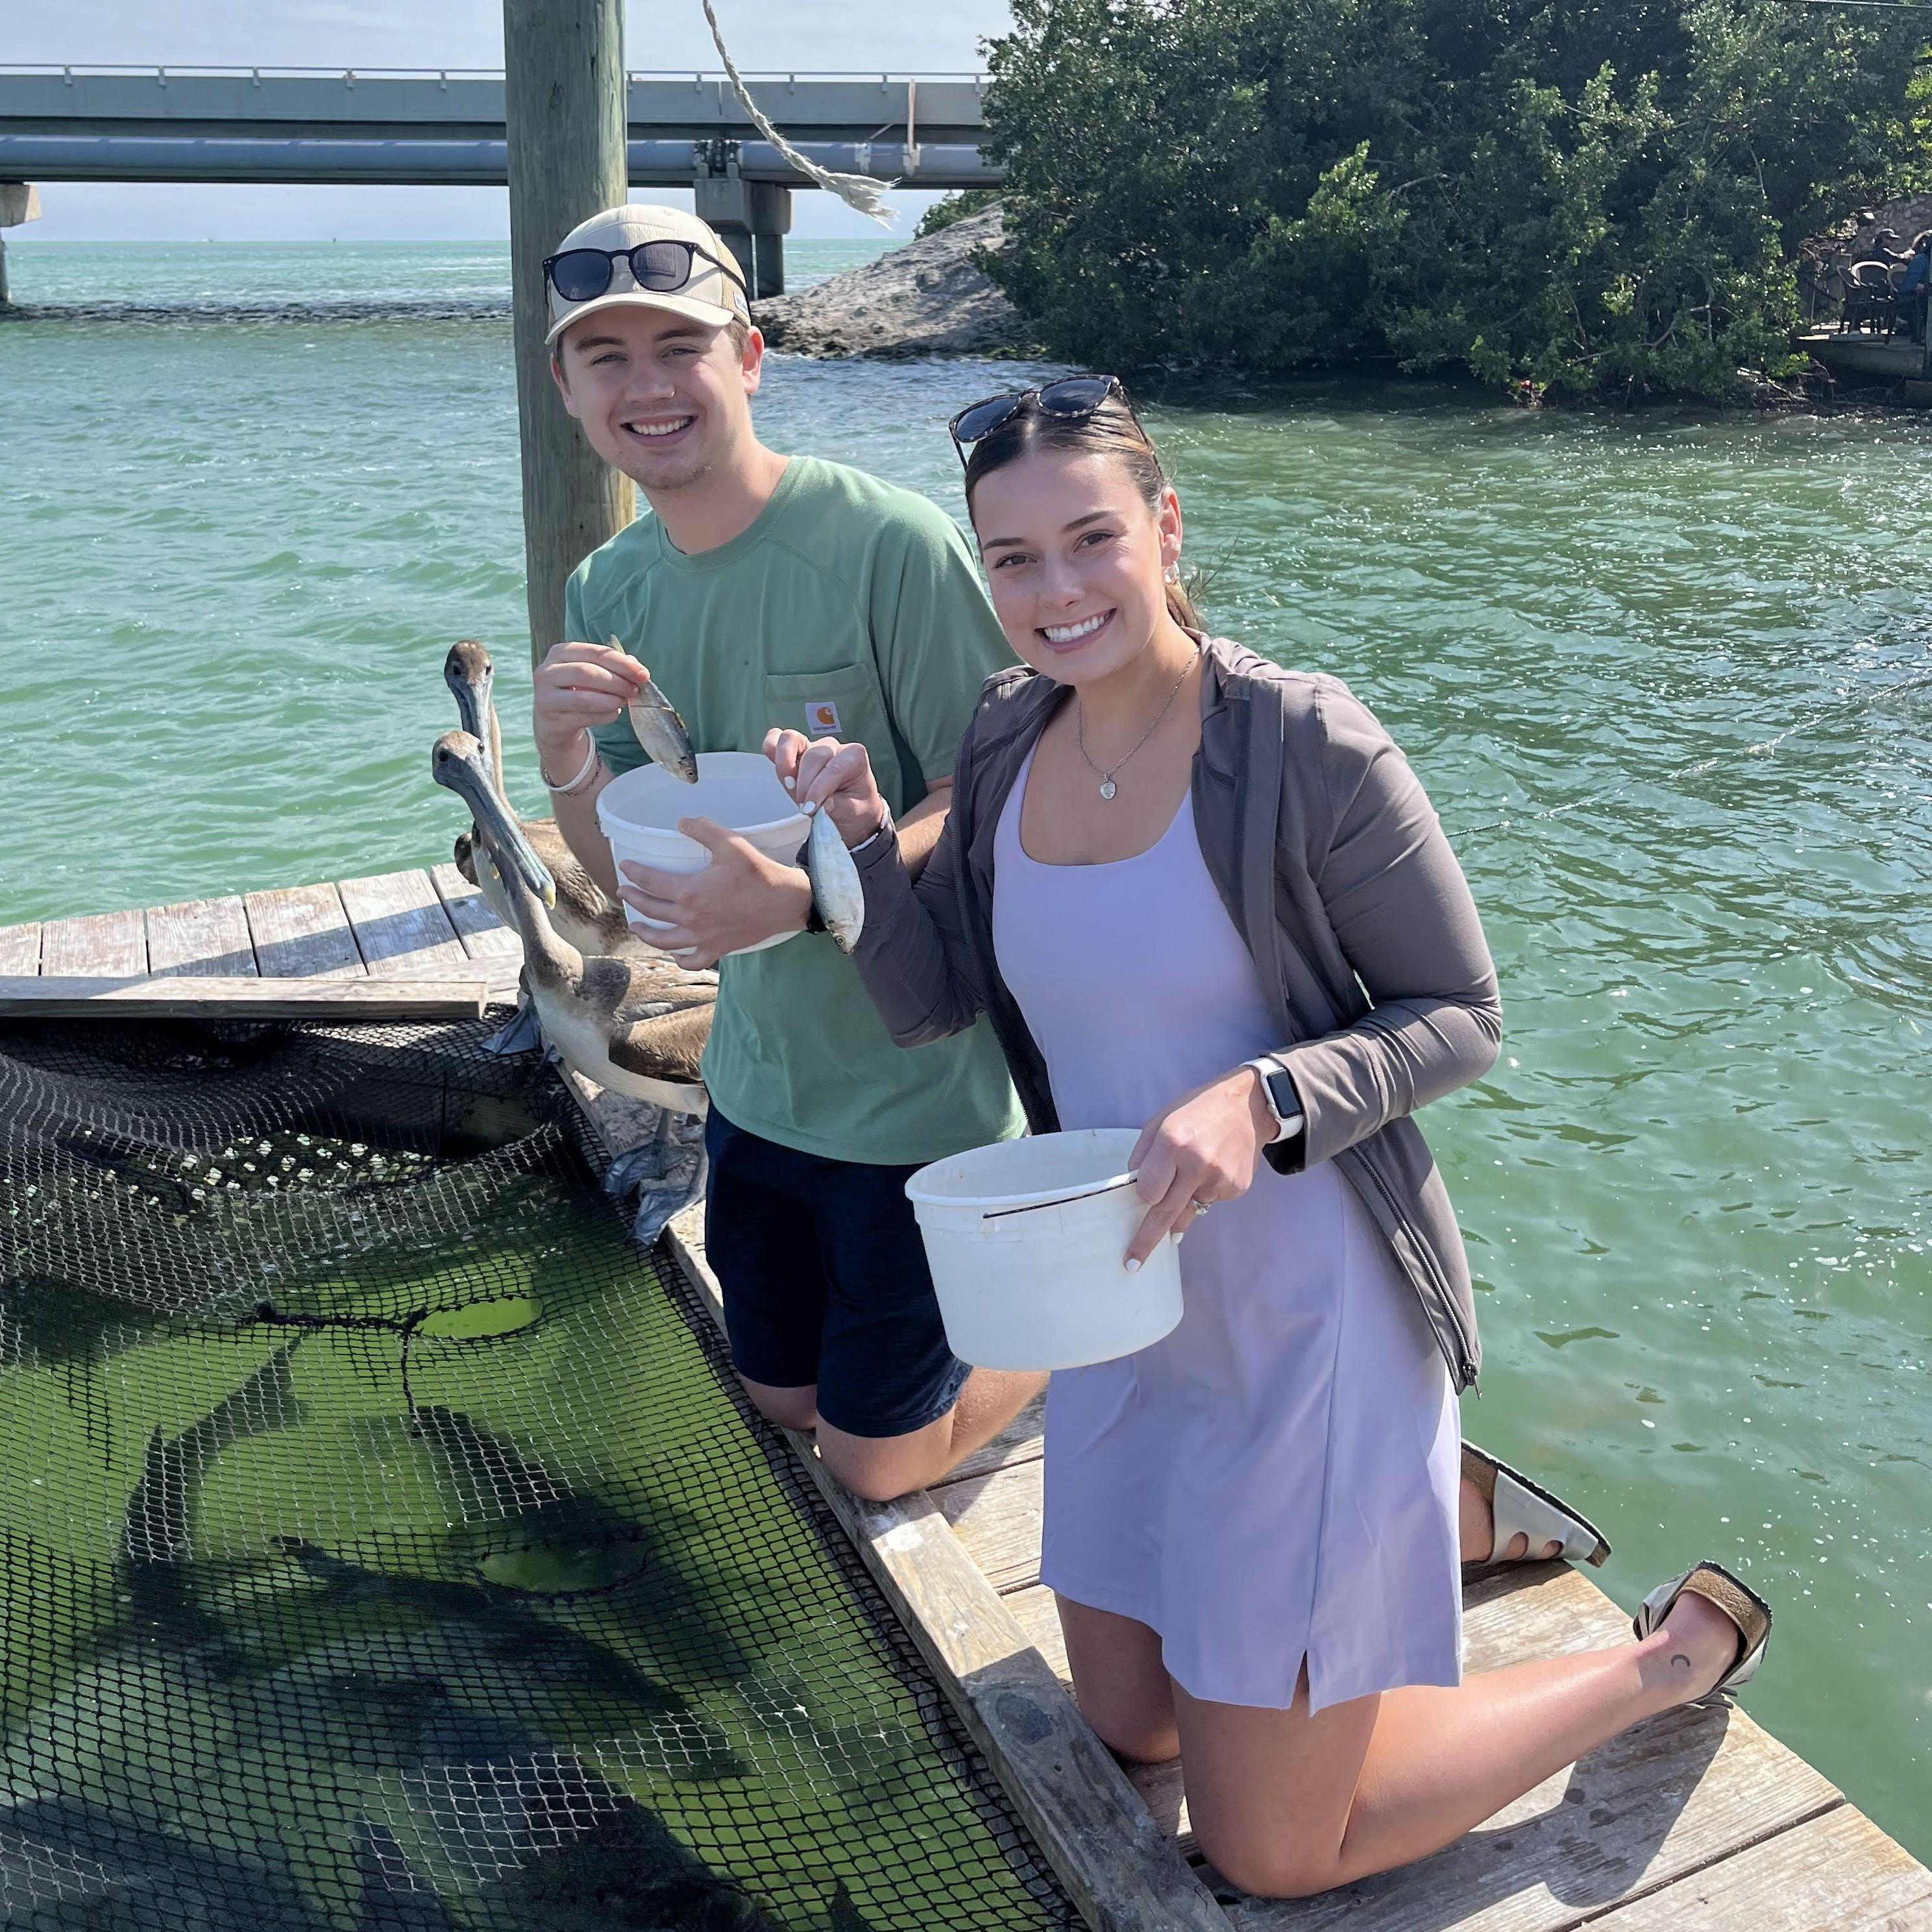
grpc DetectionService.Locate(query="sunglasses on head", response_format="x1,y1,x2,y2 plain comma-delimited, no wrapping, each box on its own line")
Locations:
946,374,1143,465
544,239,747,308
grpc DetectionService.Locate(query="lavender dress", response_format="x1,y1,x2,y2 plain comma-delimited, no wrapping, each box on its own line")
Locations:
992,748,1463,1713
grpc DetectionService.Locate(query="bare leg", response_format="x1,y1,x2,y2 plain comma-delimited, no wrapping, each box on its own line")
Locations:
1057,1595,1178,1763
737,1375,819,1432
1178,1592,1744,1898
811,1367,1046,1503
1458,1476,1561,1564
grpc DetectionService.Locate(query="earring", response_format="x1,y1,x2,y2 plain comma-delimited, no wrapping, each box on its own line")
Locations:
1164,562,1180,582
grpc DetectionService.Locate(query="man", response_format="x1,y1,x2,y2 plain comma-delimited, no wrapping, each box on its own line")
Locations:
528,202,1041,1502
1896,230,1931,344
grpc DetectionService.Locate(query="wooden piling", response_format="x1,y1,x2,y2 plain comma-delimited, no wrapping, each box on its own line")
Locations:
501,0,633,664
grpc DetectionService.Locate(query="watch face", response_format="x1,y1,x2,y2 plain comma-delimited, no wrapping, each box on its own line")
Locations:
1264,1067,1300,1119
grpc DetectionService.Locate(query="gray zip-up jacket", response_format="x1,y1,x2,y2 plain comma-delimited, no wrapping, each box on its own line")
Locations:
850,633,1500,1390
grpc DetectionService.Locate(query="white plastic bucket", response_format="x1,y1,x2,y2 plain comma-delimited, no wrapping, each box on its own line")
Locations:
596,752,809,957
905,1129,1186,1371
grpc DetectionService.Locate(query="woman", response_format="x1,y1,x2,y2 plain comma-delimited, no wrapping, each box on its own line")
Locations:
764,378,1770,1897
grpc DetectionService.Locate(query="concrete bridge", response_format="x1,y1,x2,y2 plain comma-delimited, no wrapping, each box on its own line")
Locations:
0,65,1003,295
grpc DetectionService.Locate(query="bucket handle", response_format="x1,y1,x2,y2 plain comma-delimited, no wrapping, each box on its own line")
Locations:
979,1174,1139,1223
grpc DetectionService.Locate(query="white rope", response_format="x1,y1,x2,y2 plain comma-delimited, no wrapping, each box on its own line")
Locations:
699,0,899,226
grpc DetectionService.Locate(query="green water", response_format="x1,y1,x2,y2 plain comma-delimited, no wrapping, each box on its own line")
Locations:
3,241,1929,1857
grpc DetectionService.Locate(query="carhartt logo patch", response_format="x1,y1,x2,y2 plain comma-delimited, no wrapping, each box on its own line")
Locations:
805,700,841,737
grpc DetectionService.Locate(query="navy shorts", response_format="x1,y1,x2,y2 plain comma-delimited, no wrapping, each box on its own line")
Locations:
703,1106,972,1440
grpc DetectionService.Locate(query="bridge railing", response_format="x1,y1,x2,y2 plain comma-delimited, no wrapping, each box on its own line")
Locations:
0,64,999,188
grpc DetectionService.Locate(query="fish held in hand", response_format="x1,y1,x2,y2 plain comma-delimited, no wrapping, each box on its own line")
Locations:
615,637,699,784
805,806,865,955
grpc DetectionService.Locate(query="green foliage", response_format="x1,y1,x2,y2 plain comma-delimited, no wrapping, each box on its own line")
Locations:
982,0,1929,398
913,188,1003,238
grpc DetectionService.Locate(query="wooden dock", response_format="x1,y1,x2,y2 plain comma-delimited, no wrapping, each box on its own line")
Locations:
1800,326,1932,395
5,867,1929,1932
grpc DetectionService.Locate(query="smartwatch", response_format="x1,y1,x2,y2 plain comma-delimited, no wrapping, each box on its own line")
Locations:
1241,1055,1305,1143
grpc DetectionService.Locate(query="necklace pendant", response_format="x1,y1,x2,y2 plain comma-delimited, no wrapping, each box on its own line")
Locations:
1099,778,1117,801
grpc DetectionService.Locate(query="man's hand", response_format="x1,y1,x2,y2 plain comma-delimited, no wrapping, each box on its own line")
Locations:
617,818,813,969
1122,1066,1277,1269
532,639,648,775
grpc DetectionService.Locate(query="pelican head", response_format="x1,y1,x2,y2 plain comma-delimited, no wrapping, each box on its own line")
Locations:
431,730,555,908
443,641,495,766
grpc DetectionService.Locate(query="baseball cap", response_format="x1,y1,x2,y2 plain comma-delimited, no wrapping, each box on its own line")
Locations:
544,202,752,350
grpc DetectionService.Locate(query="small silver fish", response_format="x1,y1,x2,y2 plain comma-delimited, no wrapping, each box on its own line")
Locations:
805,806,865,955
615,637,698,783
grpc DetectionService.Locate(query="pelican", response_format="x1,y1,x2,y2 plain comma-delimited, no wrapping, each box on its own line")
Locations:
442,639,640,960
432,731,715,1115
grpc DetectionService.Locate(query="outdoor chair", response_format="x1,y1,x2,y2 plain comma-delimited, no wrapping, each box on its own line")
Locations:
1841,260,1897,334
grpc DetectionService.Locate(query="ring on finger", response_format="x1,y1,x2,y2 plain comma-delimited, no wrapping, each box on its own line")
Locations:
1190,1199,1212,1219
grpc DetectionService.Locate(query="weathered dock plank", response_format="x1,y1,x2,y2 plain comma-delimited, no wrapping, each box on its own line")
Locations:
144,894,257,976
428,861,523,960
0,923,42,975
933,1454,1048,1595
336,868,469,976
39,909,147,977
244,882,365,978
1582,1802,1932,1931
0,976,491,1021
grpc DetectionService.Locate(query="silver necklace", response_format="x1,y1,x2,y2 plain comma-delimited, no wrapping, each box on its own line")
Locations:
1075,645,1200,800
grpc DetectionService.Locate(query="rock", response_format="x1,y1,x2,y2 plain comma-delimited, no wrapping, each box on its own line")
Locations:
755,205,1034,360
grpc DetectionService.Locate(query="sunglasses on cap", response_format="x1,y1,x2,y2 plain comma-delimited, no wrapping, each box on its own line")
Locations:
946,374,1145,466
543,239,748,308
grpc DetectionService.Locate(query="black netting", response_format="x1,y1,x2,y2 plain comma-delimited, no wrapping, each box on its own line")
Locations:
0,1018,1079,1931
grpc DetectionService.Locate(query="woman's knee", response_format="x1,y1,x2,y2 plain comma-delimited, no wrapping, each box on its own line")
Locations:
1193,1822,1338,1901
1085,1709,1180,1765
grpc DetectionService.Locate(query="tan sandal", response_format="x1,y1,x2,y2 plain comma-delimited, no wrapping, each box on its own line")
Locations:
1461,1440,1612,1569
1632,1559,1772,1700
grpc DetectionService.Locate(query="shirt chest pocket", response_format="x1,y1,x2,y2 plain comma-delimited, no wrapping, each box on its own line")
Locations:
762,663,907,809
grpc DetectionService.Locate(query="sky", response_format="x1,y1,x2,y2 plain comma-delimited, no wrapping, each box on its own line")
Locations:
8,0,1015,241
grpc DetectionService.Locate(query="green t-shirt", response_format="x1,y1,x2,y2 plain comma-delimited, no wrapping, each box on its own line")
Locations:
570,454,1027,1166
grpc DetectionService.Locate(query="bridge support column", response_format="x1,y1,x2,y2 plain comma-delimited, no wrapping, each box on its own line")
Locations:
502,0,630,663
695,160,790,300
0,183,42,308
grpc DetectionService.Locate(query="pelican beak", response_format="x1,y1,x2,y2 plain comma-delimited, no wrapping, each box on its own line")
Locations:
431,731,555,907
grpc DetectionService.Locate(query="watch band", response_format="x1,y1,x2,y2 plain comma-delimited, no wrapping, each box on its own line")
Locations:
848,801,895,855
1241,1055,1305,1143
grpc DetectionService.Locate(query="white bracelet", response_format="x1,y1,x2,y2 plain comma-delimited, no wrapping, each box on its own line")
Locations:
542,735,602,796
848,804,895,855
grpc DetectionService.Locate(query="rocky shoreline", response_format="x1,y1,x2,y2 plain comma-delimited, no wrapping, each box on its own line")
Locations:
755,205,1034,360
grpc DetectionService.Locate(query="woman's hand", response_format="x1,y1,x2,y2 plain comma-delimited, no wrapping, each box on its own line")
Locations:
763,729,889,847
1124,1066,1277,1268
